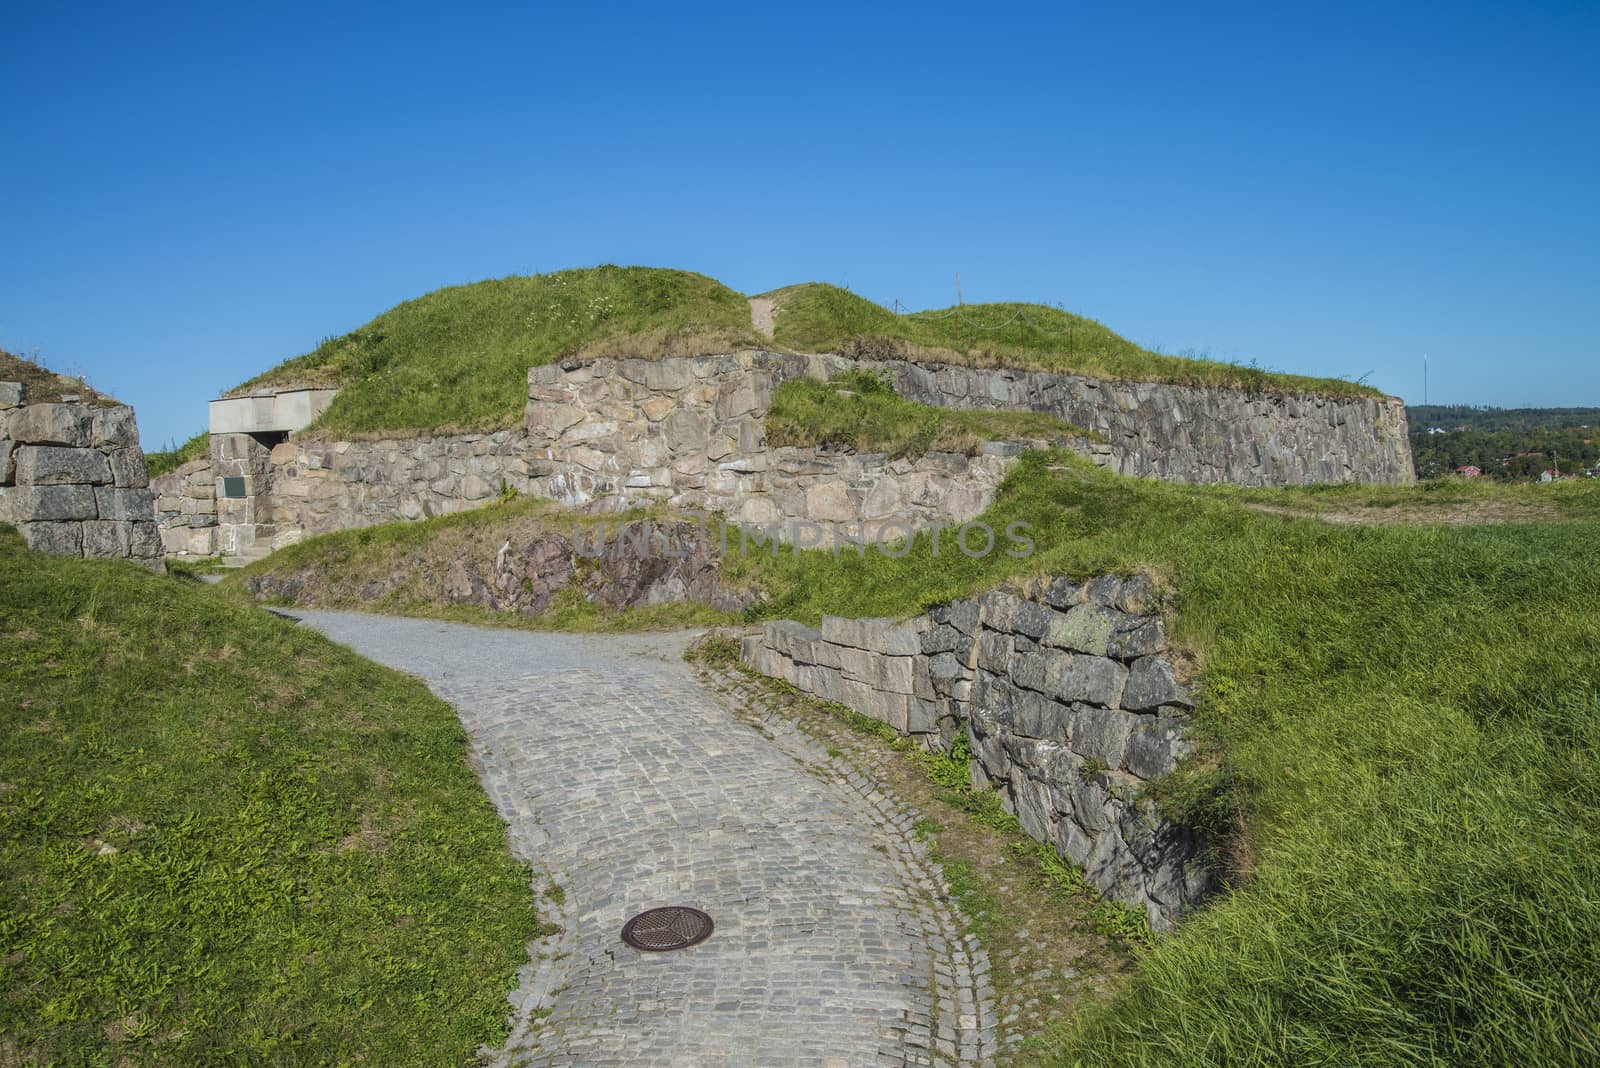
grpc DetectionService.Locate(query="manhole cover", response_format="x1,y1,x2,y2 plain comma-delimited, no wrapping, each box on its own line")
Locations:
621,906,714,951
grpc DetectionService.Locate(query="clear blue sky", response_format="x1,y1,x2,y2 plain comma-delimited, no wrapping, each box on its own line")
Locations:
3,2,1596,449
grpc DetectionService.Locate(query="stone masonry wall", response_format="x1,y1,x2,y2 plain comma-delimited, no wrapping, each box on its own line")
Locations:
523,352,1078,543
0,382,163,568
259,430,529,547
853,358,1414,486
741,574,1213,931
152,458,219,556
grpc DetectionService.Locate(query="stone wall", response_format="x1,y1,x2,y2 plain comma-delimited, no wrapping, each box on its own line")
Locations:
852,358,1414,486
243,517,753,617
522,350,1412,552
0,382,162,568
740,575,1213,931
524,352,1073,542
258,430,529,546
152,458,219,556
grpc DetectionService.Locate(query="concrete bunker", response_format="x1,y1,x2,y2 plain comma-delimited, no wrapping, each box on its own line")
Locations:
208,387,336,556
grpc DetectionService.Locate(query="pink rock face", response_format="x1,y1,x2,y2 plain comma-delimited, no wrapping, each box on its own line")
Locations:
269,442,298,465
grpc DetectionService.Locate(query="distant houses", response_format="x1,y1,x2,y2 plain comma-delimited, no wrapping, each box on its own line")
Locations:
1454,464,1482,477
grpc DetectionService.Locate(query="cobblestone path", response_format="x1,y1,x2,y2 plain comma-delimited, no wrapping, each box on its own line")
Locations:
290,612,996,1067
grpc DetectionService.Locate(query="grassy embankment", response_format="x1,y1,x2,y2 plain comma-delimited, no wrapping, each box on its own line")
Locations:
226,267,1378,442
0,350,116,407
725,455,1600,1066
204,441,1600,1062
764,283,1382,398
0,529,543,1063
235,266,758,437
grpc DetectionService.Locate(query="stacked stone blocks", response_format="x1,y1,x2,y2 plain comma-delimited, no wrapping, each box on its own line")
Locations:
152,458,219,555
0,382,162,568
741,573,1212,930
524,352,1071,543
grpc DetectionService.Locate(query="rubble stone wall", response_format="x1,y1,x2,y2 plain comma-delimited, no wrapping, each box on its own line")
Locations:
523,352,1097,543
257,431,529,546
850,358,1414,486
152,459,219,556
0,383,162,568
740,574,1213,930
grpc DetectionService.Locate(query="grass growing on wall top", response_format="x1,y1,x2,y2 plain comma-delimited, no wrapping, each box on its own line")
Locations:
766,369,1099,458
236,266,758,436
0,349,118,406
0,527,543,1063
766,283,1384,398
229,267,1385,440
726,455,1600,1065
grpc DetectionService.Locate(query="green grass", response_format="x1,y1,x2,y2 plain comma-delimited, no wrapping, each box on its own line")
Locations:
0,350,117,407
144,431,210,478
767,283,1382,398
237,266,758,436
766,369,1098,458
724,454,1600,1065
227,268,1380,441
0,527,541,1063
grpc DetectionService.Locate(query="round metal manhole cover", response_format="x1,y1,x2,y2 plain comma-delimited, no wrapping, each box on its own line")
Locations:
621,906,714,952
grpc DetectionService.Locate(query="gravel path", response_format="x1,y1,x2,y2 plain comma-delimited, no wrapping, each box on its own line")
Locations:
290,611,995,1067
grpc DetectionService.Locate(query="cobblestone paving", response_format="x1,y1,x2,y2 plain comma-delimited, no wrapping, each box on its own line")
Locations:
290,612,996,1067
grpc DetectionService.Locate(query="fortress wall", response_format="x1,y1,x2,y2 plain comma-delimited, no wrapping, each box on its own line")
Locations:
0,382,163,569
523,352,1103,544
848,358,1415,487
252,430,529,549
741,575,1214,932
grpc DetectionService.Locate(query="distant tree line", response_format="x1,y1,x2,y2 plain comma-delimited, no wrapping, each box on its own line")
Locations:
1407,406,1600,480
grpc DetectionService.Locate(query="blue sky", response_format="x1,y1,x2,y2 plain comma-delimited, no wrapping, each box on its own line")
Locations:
3,1,1596,449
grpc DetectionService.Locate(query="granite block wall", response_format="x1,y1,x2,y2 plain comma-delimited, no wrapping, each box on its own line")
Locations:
0,383,162,569
849,357,1414,486
260,431,529,545
741,575,1213,931
523,352,1099,544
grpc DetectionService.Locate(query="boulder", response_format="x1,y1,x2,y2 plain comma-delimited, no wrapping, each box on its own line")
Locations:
1124,715,1195,779
1122,656,1193,712
93,486,157,521
1011,649,1127,707
90,406,139,449
7,404,91,447
10,484,97,521
18,520,83,555
13,445,113,486
1069,706,1138,767
107,447,150,488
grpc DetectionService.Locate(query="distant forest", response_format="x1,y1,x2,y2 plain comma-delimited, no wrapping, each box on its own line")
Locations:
1407,406,1600,480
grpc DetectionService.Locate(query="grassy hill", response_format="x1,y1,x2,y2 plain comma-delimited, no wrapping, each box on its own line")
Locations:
231,267,1381,438
729,457,1600,1065
0,350,117,406
236,266,758,437
0,528,542,1062
227,457,1600,1064
765,283,1382,398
